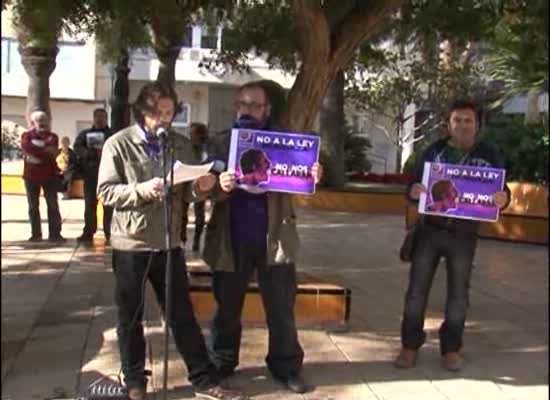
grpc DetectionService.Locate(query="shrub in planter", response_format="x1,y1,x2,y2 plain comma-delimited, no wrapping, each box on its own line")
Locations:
481,116,548,184
1,122,23,161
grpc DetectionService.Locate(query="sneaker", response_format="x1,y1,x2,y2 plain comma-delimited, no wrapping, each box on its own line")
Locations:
394,348,417,369
273,373,309,394
28,236,42,243
442,352,464,372
48,235,66,244
195,385,249,400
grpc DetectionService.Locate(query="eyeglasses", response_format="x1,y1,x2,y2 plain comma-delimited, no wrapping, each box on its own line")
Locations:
235,100,266,112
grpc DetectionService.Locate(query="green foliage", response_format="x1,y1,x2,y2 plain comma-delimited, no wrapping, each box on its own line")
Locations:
1,122,23,160
481,115,549,183
213,1,297,72
81,1,152,63
343,120,372,172
10,0,89,48
483,0,548,105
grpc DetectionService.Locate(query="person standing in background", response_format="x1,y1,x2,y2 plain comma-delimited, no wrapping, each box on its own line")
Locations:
21,110,65,243
181,122,210,252
74,108,114,244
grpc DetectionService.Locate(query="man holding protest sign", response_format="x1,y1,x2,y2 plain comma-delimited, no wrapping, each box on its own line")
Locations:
204,81,322,394
395,100,511,372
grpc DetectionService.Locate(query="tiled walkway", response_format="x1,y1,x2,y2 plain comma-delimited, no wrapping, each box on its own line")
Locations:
1,194,548,399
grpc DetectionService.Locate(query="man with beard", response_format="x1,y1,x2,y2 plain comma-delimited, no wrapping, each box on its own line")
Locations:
204,81,322,394
97,81,248,400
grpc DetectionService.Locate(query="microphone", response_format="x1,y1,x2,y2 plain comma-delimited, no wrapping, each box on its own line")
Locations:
157,127,168,142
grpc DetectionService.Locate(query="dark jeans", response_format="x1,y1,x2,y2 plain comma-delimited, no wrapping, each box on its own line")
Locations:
112,248,219,390
83,172,113,238
61,169,74,192
210,240,304,379
24,178,62,238
400,224,477,355
181,201,206,243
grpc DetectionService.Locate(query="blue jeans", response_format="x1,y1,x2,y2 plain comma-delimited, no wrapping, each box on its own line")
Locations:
400,223,477,355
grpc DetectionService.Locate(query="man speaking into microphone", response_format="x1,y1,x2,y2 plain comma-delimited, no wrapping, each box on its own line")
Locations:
97,82,247,400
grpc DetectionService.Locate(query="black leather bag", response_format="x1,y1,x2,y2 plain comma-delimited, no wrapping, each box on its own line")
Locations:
399,224,419,263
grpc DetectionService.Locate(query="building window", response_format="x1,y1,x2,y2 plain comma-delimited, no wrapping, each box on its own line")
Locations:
172,103,191,127
1,37,24,75
55,41,87,76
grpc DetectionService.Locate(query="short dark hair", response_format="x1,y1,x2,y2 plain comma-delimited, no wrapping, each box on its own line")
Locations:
448,99,482,123
93,108,107,117
240,148,269,174
190,122,208,136
132,81,181,125
237,81,272,106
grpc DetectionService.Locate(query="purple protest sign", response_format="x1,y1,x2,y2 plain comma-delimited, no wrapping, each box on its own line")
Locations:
418,162,506,222
228,129,320,195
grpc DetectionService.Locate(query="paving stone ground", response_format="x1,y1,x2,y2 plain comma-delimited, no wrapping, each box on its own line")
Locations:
1,193,548,400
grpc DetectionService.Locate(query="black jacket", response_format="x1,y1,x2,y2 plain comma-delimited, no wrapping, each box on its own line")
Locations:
74,126,112,175
408,137,511,234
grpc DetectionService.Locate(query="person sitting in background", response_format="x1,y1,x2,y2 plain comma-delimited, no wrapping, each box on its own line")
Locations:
56,136,77,199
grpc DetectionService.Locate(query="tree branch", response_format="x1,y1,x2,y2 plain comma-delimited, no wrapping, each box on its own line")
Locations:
372,121,399,147
291,0,331,66
330,0,403,71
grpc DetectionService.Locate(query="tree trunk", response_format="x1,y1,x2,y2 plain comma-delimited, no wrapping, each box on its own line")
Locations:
284,64,335,132
110,53,131,133
18,45,58,123
155,45,181,88
525,88,542,125
395,145,403,174
319,70,347,187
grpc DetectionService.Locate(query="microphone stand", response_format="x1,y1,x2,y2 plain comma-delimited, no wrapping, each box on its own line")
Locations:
159,130,174,400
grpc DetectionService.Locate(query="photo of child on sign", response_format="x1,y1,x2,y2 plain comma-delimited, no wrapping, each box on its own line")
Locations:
426,179,460,213
237,148,272,186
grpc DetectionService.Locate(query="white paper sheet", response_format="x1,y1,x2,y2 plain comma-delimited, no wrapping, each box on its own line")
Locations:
167,161,213,185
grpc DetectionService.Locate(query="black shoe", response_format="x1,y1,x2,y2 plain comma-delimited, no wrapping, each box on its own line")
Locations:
77,234,94,243
48,235,66,244
28,236,42,243
217,367,235,380
274,374,309,394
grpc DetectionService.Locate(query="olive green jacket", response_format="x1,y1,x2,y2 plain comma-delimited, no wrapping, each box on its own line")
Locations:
97,124,202,251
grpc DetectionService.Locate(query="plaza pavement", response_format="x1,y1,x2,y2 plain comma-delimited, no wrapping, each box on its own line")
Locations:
1,193,548,400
